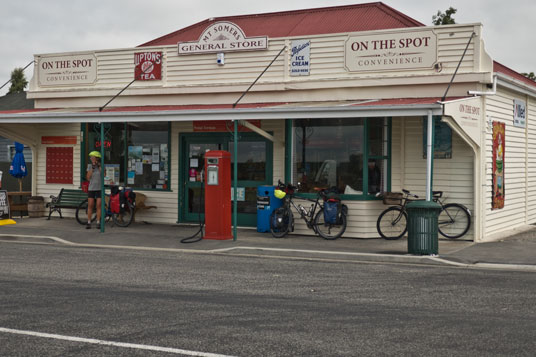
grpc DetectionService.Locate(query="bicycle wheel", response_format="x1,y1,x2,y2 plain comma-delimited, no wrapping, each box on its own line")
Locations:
377,206,407,240
270,206,292,238
113,201,135,227
75,200,96,225
314,209,347,240
438,203,471,239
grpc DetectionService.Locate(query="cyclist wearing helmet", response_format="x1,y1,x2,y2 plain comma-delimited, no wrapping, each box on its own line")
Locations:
86,151,102,229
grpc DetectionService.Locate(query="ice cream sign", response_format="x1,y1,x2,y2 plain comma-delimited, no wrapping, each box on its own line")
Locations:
345,29,437,72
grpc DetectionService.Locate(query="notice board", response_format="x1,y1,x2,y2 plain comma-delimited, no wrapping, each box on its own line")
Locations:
46,147,73,184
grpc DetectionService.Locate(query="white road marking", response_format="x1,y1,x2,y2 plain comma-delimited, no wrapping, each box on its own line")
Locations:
0,327,236,357
0,234,75,245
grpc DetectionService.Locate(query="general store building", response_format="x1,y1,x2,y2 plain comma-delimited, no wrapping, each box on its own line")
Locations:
1,2,535,242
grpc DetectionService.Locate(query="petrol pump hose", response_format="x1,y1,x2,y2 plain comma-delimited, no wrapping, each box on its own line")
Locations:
180,178,204,243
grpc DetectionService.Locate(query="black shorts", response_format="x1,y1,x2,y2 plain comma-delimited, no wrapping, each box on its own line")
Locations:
87,190,102,199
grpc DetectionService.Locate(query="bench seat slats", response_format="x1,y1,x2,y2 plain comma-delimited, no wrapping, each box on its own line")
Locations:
47,188,88,219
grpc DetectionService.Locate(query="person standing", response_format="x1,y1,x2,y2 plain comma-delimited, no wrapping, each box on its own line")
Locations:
86,151,102,229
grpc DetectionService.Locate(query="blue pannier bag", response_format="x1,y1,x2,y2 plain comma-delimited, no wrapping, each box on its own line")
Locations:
324,200,339,224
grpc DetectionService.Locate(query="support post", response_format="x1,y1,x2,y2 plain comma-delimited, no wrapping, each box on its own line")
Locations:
100,123,105,232
233,120,238,241
426,110,434,201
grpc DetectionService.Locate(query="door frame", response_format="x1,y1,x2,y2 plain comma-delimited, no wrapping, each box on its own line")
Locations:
178,131,273,226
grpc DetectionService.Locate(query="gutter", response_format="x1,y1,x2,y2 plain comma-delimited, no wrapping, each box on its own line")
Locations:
0,103,444,124
468,75,497,96
495,73,536,97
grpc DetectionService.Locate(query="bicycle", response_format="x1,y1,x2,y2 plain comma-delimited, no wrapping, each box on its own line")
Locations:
75,188,136,228
269,181,348,240
376,189,471,240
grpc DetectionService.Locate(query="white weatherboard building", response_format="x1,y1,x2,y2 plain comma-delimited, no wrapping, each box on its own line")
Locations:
0,3,534,242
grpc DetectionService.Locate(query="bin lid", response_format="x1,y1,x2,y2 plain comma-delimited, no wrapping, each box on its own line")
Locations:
406,200,441,210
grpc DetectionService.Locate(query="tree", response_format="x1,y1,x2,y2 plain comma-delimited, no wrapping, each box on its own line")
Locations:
432,7,457,25
521,72,536,81
8,68,28,94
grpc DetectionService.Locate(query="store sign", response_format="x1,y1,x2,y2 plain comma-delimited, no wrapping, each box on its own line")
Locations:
290,40,310,76
178,21,268,55
344,30,437,72
193,120,261,132
134,52,162,80
95,140,112,149
443,96,482,146
41,136,77,145
37,53,97,86
513,99,526,128
0,190,9,219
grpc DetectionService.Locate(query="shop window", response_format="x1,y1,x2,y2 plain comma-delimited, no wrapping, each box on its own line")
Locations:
229,141,266,181
422,117,452,159
292,118,390,198
85,122,170,190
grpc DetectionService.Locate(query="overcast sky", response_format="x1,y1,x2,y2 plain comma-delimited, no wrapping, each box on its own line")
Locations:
1,0,534,95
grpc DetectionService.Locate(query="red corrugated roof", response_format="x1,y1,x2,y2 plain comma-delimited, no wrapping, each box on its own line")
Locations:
494,61,536,90
139,2,424,47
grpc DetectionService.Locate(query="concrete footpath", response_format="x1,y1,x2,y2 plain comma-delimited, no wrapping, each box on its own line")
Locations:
1,217,535,271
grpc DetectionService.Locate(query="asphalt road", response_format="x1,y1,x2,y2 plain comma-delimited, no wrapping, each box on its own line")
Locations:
1,242,535,356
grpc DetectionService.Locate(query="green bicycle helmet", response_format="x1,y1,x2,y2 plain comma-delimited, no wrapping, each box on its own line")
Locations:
89,151,102,158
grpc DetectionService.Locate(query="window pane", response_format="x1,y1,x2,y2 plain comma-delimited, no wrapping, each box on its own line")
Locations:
368,118,387,156
293,119,364,194
127,122,169,189
368,158,385,194
87,123,125,185
229,141,266,181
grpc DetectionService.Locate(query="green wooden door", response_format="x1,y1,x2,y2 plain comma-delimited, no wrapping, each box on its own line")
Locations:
179,132,272,227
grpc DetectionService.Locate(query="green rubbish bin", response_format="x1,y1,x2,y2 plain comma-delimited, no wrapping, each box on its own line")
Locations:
406,200,442,255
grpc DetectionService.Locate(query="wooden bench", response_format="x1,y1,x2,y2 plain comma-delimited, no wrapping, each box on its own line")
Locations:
46,189,88,220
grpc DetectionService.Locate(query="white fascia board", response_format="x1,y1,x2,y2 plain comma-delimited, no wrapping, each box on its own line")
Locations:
496,73,536,98
0,104,443,124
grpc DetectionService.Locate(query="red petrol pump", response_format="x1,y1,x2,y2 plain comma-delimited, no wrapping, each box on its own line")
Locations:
203,150,233,240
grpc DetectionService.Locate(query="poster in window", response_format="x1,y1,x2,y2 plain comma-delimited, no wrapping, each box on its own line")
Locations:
128,146,142,160
104,164,120,185
423,118,452,159
152,146,160,162
161,144,168,161
492,121,505,210
127,171,135,184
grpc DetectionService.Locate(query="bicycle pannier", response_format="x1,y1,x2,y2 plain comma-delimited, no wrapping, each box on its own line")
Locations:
110,192,120,214
338,204,348,225
324,199,340,224
271,207,287,229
